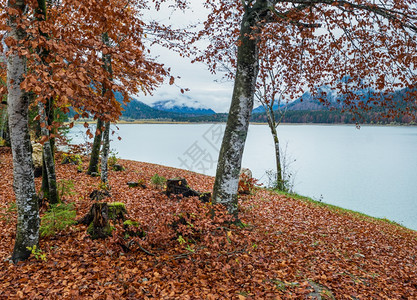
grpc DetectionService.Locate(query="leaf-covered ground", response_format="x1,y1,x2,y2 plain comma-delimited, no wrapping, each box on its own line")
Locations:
0,147,416,299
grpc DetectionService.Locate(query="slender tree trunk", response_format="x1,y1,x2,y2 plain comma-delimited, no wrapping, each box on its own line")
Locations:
38,101,59,204
0,107,7,142
5,115,11,147
0,109,9,145
212,6,263,218
100,32,113,184
46,99,55,152
270,124,284,190
40,98,56,199
41,150,48,195
35,0,58,202
7,0,40,263
87,118,103,175
100,121,110,183
265,105,284,190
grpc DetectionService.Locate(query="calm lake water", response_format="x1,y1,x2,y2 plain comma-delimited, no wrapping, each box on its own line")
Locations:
69,123,417,231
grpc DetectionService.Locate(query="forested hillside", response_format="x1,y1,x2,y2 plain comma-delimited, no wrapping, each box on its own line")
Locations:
117,87,416,124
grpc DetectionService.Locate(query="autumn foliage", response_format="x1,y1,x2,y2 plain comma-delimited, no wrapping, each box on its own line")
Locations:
192,0,417,118
0,147,416,298
0,0,417,296
0,0,188,130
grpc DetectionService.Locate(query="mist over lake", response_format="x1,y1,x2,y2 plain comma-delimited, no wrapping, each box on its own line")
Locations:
69,123,417,231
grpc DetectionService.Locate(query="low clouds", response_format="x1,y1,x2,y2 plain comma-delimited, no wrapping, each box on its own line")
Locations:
139,45,234,113
138,1,234,113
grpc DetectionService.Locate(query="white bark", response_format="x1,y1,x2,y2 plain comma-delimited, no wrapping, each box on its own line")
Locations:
212,6,263,217
7,0,40,263
100,121,110,183
100,32,112,184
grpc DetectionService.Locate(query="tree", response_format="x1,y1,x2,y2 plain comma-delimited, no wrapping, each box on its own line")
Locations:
85,1,189,179
254,36,310,191
0,0,189,262
193,0,417,217
36,0,59,204
100,32,113,184
255,55,289,191
4,0,40,263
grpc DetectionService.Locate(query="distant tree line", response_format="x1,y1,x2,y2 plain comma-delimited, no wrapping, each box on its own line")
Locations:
167,110,416,125
250,110,416,125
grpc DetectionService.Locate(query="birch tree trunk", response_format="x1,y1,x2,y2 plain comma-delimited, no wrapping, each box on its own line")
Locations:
269,123,284,190
212,4,264,218
100,32,113,184
100,121,110,183
7,0,40,263
263,103,285,190
38,101,59,204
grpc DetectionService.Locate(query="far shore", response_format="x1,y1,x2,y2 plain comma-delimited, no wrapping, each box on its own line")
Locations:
68,119,417,127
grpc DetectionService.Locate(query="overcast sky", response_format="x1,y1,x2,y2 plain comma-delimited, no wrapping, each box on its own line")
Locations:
135,1,235,113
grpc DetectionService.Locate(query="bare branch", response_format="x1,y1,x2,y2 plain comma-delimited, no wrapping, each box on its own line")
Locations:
277,0,417,32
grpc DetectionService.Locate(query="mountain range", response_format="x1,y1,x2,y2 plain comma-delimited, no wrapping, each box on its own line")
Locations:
252,85,339,113
116,87,414,124
121,97,216,120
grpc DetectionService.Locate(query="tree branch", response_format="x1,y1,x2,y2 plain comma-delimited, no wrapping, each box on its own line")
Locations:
267,4,322,28
277,0,417,32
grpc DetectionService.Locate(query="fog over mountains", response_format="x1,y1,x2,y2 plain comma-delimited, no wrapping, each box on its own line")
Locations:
118,86,413,124
152,100,216,115
121,96,216,120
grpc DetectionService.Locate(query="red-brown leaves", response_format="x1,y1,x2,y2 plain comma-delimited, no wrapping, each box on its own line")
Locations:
0,0,181,124
169,76,175,85
0,148,416,298
190,1,417,119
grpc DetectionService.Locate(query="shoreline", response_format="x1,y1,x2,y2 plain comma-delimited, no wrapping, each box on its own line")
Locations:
118,154,416,232
69,119,417,127
117,155,415,233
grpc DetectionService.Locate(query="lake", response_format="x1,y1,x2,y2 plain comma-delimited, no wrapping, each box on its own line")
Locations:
69,123,417,231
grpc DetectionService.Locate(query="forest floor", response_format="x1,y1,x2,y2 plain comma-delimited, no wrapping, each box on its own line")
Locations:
0,146,416,299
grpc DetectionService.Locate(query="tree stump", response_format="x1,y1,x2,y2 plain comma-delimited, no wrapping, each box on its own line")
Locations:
112,164,125,171
61,153,82,165
108,202,127,221
166,178,211,203
78,202,127,239
166,178,199,197
127,182,139,188
89,189,111,201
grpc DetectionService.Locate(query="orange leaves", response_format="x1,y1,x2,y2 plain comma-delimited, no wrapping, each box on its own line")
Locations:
192,0,417,119
38,135,49,145
34,86,42,94
0,148,416,298
65,87,74,98
0,0,174,124
4,36,16,47
169,76,175,85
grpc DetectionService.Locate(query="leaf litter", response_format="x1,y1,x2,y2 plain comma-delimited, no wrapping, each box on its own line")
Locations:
0,147,416,299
